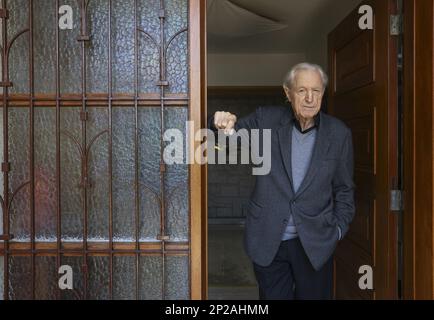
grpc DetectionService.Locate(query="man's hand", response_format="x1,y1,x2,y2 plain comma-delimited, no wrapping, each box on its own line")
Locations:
213,111,237,135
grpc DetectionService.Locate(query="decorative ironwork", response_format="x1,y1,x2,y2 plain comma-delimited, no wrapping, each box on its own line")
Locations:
1,0,190,300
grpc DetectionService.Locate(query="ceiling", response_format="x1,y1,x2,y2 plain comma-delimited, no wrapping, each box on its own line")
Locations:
207,0,362,53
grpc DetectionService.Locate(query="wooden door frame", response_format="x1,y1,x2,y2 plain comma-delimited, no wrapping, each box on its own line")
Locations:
189,0,208,300
402,0,434,300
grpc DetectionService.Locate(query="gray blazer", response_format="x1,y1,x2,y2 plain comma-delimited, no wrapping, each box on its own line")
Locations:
209,105,355,271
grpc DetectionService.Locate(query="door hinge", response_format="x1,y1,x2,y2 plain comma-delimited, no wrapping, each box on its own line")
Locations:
390,14,402,36
390,190,403,211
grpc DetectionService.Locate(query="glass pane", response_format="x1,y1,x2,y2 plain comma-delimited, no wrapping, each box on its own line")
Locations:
112,0,134,94
165,107,188,241
88,255,109,300
9,255,32,300
138,108,161,240
9,108,30,241
165,255,189,299
0,256,3,300
35,256,57,300
165,0,188,94
87,108,109,240
35,108,57,241
138,32,160,94
138,107,189,241
166,32,188,94
8,0,29,94
113,255,135,300
139,255,189,300
137,0,160,93
0,107,3,237
60,108,83,241
87,0,109,93
60,255,83,300
137,0,160,42
139,255,162,300
33,0,56,94
59,0,81,94
112,107,135,241
165,0,188,42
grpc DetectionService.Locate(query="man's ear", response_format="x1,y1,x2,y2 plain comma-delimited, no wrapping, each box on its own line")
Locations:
283,86,291,102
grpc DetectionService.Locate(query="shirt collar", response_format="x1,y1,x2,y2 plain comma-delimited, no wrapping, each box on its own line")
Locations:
292,112,320,134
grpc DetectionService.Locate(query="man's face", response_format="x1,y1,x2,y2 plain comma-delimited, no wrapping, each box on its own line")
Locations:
284,69,324,122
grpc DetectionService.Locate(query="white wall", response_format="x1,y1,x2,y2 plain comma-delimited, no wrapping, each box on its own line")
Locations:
207,53,306,86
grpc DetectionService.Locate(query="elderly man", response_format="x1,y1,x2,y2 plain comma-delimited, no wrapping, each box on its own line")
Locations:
209,63,355,300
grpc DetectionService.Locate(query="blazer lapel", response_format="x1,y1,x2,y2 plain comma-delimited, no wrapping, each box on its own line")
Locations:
294,111,331,197
277,110,295,194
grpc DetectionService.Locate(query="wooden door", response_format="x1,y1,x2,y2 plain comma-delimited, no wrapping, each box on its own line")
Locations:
0,0,206,300
328,0,398,299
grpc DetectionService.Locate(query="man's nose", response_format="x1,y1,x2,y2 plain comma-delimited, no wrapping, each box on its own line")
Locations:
305,91,314,102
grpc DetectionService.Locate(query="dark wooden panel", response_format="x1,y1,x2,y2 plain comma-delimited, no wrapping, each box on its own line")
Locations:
335,31,374,93
349,115,375,169
349,170,374,254
335,240,373,299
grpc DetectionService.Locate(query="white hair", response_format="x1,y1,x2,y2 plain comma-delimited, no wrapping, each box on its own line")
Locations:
283,63,328,91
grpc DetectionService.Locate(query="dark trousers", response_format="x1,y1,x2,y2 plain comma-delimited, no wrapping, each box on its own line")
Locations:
253,237,333,300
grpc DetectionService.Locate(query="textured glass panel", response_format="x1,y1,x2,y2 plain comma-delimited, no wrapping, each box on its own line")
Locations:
138,107,189,241
165,0,188,94
9,108,30,240
138,33,159,94
33,0,56,94
166,32,188,94
9,255,32,300
139,255,162,300
113,255,135,300
8,0,29,94
88,255,109,300
59,0,81,94
165,255,189,300
60,255,84,300
35,256,57,300
165,107,188,241
87,108,109,240
35,108,57,240
87,0,109,93
0,108,3,236
137,0,160,42
0,256,3,300
165,0,188,42
113,107,135,241
112,0,134,94
138,108,161,240
60,108,83,240
137,0,160,93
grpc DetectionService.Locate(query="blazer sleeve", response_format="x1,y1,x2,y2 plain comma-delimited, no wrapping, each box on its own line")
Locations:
332,129,356,238
207,106,264,132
